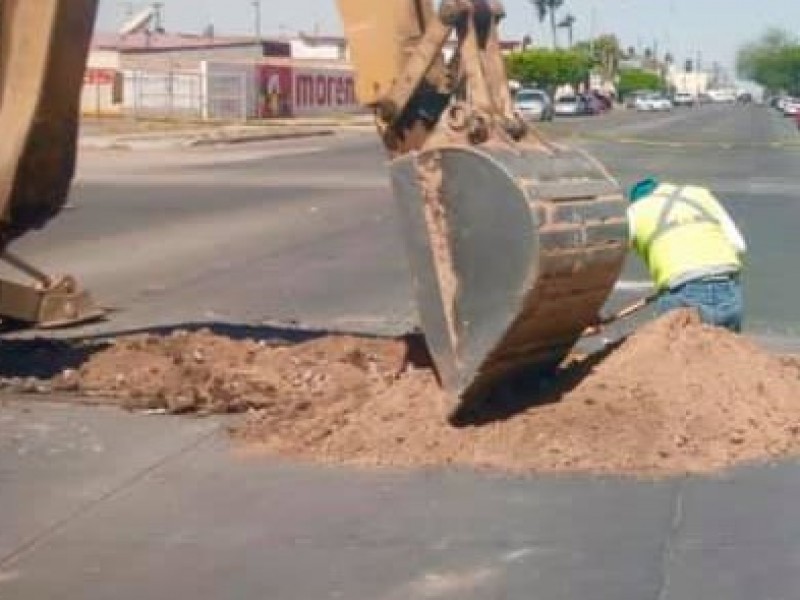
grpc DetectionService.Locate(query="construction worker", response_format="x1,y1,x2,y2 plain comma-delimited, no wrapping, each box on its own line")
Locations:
627,177,746,332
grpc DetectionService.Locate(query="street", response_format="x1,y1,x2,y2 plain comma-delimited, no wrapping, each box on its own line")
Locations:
3,104,800,599
7,103,800,340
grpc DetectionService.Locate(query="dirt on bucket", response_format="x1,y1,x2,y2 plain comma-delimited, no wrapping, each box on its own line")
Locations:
49,310,800,476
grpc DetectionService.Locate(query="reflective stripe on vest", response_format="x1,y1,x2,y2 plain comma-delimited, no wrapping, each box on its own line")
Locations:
645,186,720,248
630,185,741,290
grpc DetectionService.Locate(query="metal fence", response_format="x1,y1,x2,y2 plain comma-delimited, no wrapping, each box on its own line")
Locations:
122,68,253,120
204,70,252,120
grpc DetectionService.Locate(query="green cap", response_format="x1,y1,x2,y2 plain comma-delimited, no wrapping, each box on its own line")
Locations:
628,177,660,202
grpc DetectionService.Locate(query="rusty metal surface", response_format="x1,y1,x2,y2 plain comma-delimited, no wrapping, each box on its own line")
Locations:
0,275,104,329
392,144,627,410
0,0,98,245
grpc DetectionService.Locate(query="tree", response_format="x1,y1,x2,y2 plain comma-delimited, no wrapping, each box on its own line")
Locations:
738,28,800,94
594,34,622,80
573,34,622,80
505,48,591,91
617,68,665,99
530,0,565,49
557,13,576,48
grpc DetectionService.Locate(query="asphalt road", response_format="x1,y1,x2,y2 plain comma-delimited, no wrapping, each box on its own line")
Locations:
6,103,800,342
3,104,800,599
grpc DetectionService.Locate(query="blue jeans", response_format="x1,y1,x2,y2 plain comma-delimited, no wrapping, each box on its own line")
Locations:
656,277,744,332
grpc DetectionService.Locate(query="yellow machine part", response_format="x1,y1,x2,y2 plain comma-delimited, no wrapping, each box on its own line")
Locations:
336,0,439,107
0,0,98,243
0,0,102,328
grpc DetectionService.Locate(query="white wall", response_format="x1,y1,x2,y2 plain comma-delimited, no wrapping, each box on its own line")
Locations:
87,49,121,69
290,39,344,61
122,70,203,117
668,67,709,95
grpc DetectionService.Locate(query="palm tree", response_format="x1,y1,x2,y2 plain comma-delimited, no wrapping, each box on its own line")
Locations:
530,0,565,49
557,13,576,48
593,34,623,80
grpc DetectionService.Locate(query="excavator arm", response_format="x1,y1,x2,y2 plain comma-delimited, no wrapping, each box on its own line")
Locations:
0,0,629,417
0,0,102,327
337,0,630,418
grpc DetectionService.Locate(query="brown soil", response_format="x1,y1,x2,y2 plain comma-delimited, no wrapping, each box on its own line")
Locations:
50,310,800,476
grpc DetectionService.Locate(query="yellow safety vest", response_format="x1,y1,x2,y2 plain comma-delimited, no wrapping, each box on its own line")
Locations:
629,184,742,291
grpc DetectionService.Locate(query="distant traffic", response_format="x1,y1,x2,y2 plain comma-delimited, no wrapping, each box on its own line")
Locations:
513,85,758,121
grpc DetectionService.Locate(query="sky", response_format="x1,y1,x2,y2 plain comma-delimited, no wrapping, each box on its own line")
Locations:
97,1,800,74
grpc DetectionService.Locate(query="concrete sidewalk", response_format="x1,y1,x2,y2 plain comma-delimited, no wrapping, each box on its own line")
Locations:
2,397,800,599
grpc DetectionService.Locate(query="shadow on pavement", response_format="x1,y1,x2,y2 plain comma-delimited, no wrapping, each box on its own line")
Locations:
449,339,625,428
0,321,434,380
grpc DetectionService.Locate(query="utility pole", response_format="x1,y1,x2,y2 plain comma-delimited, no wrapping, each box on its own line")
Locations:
151,2,164,32
252,0,262,42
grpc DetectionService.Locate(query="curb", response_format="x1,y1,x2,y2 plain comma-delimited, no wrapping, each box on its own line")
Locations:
187,129,336,147
80,128,337,151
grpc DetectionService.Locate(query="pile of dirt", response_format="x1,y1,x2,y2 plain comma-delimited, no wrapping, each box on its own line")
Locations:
56,331,411,415
54,310,800,476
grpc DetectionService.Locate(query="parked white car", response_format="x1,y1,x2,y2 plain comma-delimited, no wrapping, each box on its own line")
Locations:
514,88,554,121
673,92,695,107
782,98,800,117
635,93,672,112
553,95,584,117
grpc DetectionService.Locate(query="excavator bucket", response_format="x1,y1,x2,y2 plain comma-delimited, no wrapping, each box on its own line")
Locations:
391,144,629,412
0,0,103,327
338,0,630,416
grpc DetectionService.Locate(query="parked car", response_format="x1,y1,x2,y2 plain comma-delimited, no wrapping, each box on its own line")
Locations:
636,93,672,112
625,90,650,109
673,92,695,107
775,96,792,112
782,98,800,117
514,88,553,121
553,95,585,117
591,91,614,112
580,93,605,115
